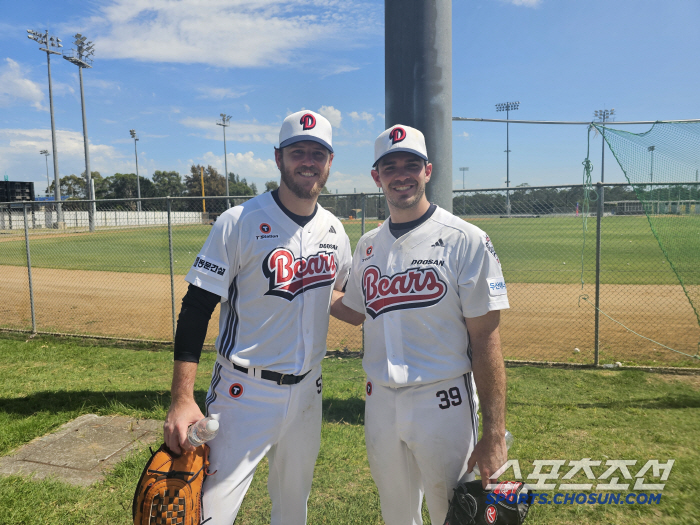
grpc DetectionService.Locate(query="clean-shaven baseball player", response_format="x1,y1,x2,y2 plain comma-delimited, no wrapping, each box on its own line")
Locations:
331,125,509,525
164,110,352,524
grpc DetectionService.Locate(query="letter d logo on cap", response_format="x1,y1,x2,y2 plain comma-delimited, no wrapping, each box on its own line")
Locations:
389,126,406,144
300,113,316,130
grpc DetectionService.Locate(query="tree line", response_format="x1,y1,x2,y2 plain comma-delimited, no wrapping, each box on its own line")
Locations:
48,165,260,201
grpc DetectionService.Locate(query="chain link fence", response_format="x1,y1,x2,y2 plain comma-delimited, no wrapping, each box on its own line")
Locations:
1,184,698,367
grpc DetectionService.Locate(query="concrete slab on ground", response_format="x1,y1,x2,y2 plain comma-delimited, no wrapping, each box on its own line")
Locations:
0,414,161,486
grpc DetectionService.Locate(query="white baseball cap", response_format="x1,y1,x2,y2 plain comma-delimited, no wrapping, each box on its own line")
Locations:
279,110,333,153
373,124,428,167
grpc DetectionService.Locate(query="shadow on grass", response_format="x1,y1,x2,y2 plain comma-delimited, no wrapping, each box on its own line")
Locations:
0,391,367,425
322,397,365,425
0,390,194,416
510,393,700,410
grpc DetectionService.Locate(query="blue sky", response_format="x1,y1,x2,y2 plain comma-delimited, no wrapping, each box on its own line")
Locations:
2,0,699,196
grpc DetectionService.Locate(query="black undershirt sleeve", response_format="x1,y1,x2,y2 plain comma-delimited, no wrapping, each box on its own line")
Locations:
173,284,221,363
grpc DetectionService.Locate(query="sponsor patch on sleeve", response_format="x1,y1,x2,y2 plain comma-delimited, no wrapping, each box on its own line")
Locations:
192,255,228,281
487,277,507,296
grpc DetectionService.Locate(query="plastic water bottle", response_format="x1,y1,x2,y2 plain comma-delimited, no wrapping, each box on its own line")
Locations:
473,430,514,477
187,416,219,447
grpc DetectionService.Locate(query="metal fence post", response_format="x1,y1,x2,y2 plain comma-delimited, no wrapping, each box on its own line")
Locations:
594,182,603,366
23,204,37,333
361,193,366,236
361,193,366,355
167,197,176,342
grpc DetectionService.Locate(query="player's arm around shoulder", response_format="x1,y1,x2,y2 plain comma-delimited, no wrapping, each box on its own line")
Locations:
330,226,365,326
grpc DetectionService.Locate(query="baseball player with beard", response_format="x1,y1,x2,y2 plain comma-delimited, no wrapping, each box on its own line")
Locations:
164,110,352,524
331,125,510,525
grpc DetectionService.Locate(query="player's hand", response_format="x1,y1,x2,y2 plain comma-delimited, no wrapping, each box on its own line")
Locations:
164,398,205,455
467,430,508,489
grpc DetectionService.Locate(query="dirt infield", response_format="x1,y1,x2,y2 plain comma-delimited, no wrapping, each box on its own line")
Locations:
2,265,698,365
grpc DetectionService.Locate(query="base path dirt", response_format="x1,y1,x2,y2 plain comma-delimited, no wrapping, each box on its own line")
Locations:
2,266,698,365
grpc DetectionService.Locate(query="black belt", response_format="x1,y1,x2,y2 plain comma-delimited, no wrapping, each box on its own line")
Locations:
232,363,310,385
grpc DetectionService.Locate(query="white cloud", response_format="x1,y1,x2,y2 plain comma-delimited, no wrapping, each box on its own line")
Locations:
504,0,542,7
196,87,247,100
180,117,279,143
0,58,46,111
0,128,127,182
200,150,279,186
459,132,470,139
326,170,378,194
322,65,361,78
349,111,374,125
82,0,382,68
318,105,342,128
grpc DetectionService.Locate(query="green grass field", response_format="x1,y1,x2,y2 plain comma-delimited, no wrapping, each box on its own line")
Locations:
1,214,697,285
0,334,698,524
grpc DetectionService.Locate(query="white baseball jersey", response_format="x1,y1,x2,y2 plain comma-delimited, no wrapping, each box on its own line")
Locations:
342,206,509,387
186,191,352,375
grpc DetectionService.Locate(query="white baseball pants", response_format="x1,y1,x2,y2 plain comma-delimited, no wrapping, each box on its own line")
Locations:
365,374,479,525
201,356,323,524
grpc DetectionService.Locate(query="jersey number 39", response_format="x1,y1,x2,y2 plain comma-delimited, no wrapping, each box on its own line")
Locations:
436,387,462,409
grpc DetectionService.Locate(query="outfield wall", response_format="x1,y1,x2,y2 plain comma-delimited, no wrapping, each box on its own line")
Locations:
0,209,203,231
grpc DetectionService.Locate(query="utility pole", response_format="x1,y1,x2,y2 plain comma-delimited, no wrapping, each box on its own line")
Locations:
129,129,141,211
217,114,232,209
40,150,50,196
64,33,96,231
496,101,520,216
27,29,63,225
385,0,453,212
648,145,656,212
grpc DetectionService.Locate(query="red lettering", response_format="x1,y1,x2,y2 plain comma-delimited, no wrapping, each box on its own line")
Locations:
361,266,447,319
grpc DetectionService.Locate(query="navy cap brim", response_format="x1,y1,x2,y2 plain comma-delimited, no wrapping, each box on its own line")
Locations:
279,136,334,154
373,147,429,167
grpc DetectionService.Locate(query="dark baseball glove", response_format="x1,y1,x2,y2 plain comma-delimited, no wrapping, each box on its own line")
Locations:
443,480,532,525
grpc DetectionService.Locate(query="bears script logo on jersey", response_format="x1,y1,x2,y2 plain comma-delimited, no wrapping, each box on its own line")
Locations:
362,265,447,319
263,248,337,300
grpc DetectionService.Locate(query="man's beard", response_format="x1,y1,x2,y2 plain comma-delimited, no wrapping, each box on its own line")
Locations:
384,178,426,210
279,158,330,200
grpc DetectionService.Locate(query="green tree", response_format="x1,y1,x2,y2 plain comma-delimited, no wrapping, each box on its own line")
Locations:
227,172,257,196
48,175,87,199
153,170,185,197
86,172,110,200
185,165,226,197
264,180,279,193
104,173,155,201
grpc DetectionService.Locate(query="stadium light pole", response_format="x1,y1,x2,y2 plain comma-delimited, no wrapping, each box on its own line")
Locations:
130,129,142,211
647,145,656,214
40,150,50,196
594,109,615,185
64,33,96,231
217,114,232,209
27,29,63,224
496,101,519,216
592,108,614,366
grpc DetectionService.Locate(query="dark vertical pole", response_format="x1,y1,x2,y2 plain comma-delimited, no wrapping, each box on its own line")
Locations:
23,205,37,333
594,181,603,366
385,0,453,212
167,197,176,342
506,109,511,215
